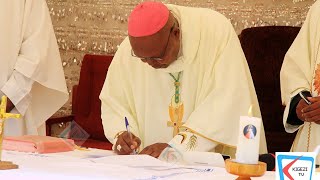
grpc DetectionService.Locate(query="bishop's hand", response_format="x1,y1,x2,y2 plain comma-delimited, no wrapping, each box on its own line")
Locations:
139,143,168,158
115,132,141,155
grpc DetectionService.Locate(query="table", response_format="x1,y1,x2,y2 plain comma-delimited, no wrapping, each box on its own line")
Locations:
0,149,315,180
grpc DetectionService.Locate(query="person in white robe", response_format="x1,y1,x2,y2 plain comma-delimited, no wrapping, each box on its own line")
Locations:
0,0,69,136
280,0,320,165
100,1,267,158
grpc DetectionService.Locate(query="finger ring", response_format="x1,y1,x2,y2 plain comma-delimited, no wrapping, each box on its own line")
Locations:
117,144,121,151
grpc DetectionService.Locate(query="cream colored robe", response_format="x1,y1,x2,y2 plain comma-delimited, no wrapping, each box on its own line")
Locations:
0,0,69,135
100,4,267,156
281,0,320,164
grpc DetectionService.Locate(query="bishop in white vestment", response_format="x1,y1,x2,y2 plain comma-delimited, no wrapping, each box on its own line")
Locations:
281,0,320,164
0,0,69,135
100,1,267,158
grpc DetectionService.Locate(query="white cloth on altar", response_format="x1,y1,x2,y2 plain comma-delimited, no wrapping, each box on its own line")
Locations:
0,150,278,180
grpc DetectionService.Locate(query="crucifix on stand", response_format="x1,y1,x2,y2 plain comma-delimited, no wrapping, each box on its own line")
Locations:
0,96,21,170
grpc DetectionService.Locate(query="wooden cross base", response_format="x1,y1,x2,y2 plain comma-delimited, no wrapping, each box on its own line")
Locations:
225,159,266,180
0,161,18,170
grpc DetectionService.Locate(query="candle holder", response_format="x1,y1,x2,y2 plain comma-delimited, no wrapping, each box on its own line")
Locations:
225,159,266,180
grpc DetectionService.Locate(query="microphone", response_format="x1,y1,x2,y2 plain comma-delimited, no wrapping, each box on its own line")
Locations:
259,153,275,171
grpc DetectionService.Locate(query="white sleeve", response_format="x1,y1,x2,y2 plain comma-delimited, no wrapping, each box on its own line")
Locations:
168,131,218,152
1,71,34,115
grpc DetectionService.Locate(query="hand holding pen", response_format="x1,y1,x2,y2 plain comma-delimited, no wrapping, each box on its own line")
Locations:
125,117,138,154
114,117,141,155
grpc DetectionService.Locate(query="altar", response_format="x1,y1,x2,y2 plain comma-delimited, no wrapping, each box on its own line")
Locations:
0,149,279,180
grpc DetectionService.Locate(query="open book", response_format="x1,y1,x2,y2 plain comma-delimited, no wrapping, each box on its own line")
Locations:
2,135,75,153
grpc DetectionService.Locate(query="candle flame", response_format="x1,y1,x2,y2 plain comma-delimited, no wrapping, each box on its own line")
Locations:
248,105,253,117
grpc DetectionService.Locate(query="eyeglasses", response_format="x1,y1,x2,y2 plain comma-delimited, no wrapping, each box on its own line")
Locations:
131,23,175,61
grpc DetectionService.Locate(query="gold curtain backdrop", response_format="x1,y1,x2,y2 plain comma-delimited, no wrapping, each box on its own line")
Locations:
46,0,315,116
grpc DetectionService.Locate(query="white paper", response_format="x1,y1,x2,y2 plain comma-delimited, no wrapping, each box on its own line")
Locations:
182,152,225,168
0,149,286,179
92,154,170,167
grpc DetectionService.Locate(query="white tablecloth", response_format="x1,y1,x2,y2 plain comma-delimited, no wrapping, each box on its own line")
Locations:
0,149,305,180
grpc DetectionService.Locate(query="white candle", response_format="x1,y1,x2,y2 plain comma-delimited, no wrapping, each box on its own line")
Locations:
235,106,261,164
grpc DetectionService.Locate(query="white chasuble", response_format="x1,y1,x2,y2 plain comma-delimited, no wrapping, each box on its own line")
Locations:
100,4,267,156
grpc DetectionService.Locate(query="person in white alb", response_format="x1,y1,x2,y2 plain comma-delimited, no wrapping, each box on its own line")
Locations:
280,0,320,165
0,0,69,136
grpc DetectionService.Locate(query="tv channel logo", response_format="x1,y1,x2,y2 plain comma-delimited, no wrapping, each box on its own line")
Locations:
276,152,316,180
